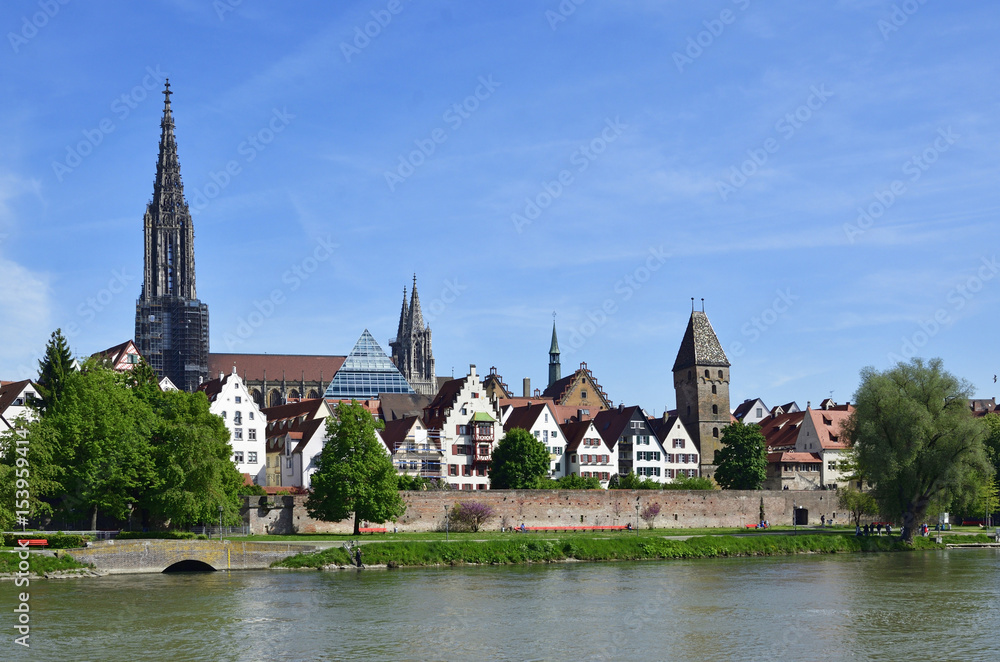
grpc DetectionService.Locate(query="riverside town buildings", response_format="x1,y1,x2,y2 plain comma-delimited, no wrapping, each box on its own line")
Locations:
28,81,993,495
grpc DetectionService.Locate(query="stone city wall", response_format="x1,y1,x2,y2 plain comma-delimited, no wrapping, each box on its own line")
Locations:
243,490,839,535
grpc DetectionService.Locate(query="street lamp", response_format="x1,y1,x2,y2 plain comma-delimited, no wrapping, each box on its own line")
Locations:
793,500,797,535
218,505,224,540
445,505,449,542
636,497,641,535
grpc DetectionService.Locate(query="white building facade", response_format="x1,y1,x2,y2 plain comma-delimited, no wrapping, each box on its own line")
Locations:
201,368,267,485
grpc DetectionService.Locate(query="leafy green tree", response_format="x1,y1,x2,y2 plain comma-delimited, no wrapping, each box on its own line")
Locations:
837,486,878,527
0,419,64,528
397,474,430,491
488,428,550,489
983,413,1000,478
137,388,244,528
662,473,717,490
713,421,767,490
306,401,405,535
610,472,664,489
40,361,158,529
844,358,991,542
36,328,74,409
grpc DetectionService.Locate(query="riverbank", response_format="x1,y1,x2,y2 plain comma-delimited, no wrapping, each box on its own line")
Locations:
273,533,945,570
0,550,96,579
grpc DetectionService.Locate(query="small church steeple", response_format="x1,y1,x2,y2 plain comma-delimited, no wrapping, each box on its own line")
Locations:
548,314,561,388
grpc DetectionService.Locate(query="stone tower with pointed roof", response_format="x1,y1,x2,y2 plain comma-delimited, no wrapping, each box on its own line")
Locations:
134,80,209,392
389,276,436,396
672,306,730,475
548,319,561,388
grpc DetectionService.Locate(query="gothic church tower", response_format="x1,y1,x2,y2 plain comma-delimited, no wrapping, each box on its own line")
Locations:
673,303,730,476
135,81,209,392
389,276,436,395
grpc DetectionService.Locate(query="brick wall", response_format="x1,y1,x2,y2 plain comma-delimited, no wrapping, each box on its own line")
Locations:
243,490,840,535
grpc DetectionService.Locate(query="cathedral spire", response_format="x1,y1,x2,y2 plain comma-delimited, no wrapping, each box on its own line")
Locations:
408,274,425,331
396,286,409,341
136,80,209,393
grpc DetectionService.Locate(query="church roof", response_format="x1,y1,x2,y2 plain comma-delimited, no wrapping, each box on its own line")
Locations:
208,353,345,384
549,321,560,354
672,311,730,372
323,330,415,399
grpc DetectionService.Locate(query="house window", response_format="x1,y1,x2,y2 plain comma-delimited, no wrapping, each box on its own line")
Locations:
555,463,561,472
234,428,243,440
235,396,242,404
704,369,710,378
248,452,257,464
463,465,472,476
581,390,588,399
449,465,458,476
544,413,549,422
472,392,480,398
234,412,242,425
287,458,292,468
673,439,685,448
234,451,244,463
249,412,254,420
551,430,557,439
712,385,717,394
556,447,563,455
756,408,762,418
248,429,256,440
461,407,468,415
828,461,836,471
221,411,227,420
543,430,549,442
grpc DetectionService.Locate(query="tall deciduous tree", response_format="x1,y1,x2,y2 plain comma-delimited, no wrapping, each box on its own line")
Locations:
137,388,245,528
44,361,158,529
36,328,73,409
488,428,550,489
306,401,405,535
714,421,767,490
983,412,1000,478
844,358,991,542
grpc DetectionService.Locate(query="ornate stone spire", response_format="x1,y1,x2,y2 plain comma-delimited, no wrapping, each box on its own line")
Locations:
142,79,197,300
396,286,409,341
408,273,425,331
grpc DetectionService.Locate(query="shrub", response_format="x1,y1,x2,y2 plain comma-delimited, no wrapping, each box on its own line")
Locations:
640,503,662,529
450,501,497,532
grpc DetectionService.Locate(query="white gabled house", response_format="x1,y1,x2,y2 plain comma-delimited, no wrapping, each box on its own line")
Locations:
198,367,268,485
380,415,445,481
424,365,502,490
594,405,671,483
262,398,334,490
560,419,616,487
0,380,41,434
649,413,701,481
501,401,567,479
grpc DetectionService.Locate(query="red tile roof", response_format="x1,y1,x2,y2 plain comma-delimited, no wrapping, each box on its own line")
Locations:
207,353,345,383
767,451,821,463
760,411,806,450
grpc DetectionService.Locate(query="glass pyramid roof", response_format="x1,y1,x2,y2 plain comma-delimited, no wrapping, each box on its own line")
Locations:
323,329,415,399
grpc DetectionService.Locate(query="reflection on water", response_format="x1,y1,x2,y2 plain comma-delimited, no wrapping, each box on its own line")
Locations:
3,549,999,661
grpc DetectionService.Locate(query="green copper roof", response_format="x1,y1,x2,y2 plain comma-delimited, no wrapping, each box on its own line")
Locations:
471,411,495,422
549,321,560,354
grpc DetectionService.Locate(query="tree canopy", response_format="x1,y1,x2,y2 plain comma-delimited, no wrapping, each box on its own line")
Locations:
713,421,768,490
2,359,245,530
844,358,991,542
306,401,405,534
489,428,551,489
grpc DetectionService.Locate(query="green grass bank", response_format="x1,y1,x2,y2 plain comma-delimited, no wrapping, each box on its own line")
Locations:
274,533,945,569
1,551,92,576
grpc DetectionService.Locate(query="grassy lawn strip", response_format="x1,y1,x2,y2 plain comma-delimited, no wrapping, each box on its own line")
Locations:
273,534,941,569
0,551,92,575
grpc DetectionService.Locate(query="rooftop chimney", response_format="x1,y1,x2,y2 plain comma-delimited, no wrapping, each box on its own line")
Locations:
523,378,531,398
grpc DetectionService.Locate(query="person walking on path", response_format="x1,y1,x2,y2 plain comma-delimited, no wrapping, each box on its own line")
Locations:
876,523,883,536
821,514,825,527
355,547,364,569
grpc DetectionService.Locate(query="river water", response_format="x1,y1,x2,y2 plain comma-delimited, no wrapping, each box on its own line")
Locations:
4,549,1000,661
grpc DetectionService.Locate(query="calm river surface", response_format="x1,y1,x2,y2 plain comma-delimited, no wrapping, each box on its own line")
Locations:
4,549,1000,661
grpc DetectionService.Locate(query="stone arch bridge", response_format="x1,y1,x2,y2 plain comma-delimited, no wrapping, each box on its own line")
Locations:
68,539,315,574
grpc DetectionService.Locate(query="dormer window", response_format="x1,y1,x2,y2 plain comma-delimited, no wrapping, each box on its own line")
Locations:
235,396,242,404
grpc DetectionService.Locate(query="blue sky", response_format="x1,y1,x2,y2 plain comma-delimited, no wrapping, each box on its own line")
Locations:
1,1,998,413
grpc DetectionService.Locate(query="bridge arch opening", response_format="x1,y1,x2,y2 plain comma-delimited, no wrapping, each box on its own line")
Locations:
163,559,217,573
